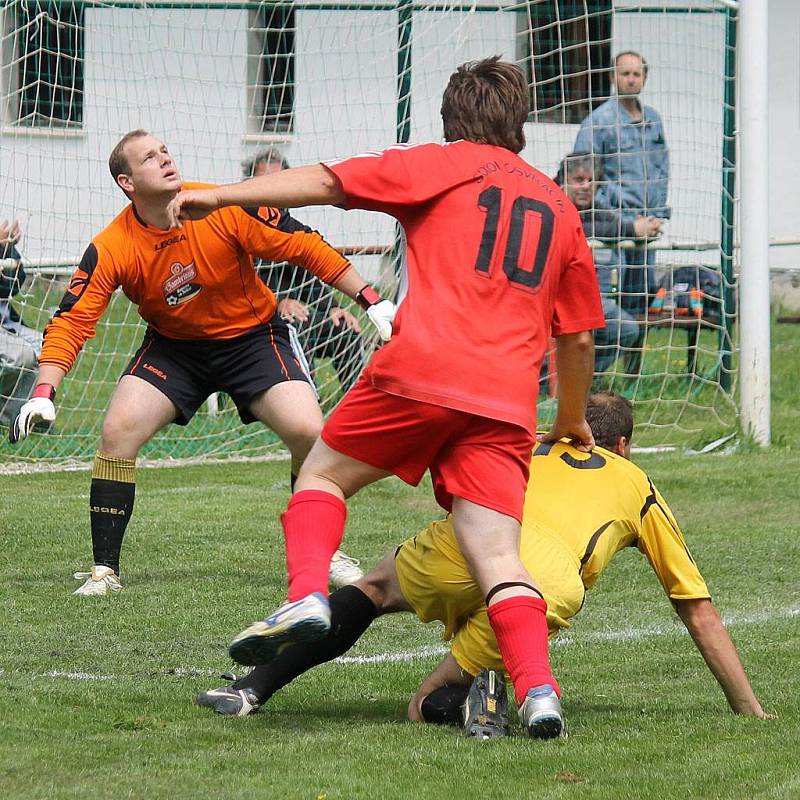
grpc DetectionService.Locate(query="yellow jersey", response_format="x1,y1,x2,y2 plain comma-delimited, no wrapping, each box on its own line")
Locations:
395,439,710,677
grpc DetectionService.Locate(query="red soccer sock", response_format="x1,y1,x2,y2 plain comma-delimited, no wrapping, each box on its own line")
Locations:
486,595,560,705
282,489,347,602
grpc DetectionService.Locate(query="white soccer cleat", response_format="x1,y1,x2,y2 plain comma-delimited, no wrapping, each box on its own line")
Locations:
73,565,123,597
328,550,363,588
518,684,564,740
229,592,331,666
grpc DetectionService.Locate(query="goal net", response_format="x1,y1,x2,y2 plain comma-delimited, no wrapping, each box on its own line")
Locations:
0,0,739,466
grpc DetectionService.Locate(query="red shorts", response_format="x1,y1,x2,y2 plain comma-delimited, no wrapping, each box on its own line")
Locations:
321,376,534,521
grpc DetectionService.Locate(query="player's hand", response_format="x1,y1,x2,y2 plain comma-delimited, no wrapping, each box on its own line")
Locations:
278,298,310,324
166,189,222,228
0,219,21,246
538,419,595,452
633,216,662,240
330,307,361,333
9,388,56,444
355,285,396,342
366,299,396,342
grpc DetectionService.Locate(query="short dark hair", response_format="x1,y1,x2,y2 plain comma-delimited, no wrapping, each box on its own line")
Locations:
108,129,150,185
242,146,289,177
586,392,634,450
441,56,528,154
615,50,648,79
554,151,600,187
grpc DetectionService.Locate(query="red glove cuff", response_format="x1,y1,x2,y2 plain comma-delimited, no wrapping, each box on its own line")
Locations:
32,383,56,401
355,285,382,310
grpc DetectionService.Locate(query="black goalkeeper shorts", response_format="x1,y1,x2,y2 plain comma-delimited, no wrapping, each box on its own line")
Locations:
123,321,311,425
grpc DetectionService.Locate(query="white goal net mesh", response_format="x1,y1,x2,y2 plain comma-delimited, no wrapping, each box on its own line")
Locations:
0,0,738,466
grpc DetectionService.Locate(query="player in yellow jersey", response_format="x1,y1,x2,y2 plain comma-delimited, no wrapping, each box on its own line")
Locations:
198,392,767,726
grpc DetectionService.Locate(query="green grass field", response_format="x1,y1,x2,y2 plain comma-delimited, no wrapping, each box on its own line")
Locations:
1,321,799,799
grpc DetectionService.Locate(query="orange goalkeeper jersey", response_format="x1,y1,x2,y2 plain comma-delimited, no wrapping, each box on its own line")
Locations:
41,182,350,373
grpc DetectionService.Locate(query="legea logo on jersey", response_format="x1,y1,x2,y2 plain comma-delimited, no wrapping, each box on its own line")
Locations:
163,261,202,307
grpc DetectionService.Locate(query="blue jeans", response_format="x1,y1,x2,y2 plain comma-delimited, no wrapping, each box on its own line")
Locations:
594,298,640,374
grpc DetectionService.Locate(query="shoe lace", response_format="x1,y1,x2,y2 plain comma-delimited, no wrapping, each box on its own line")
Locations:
334,552,360,567
73,572,91,580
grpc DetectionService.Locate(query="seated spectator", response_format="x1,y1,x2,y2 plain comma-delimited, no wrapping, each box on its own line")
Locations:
0,220,43,428
555,152,660,375
242,148,365,393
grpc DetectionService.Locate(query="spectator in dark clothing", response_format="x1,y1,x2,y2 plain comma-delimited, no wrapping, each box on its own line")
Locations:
555,152,660,374
0,220,42,428
243,148,365,393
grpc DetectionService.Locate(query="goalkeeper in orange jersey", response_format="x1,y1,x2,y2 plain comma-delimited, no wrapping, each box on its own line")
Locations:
8,129,394,596
198,393,768,730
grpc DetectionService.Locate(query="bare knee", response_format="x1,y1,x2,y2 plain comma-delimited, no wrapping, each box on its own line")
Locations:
354,554,408,613
100,411,147,458
280,418,322,462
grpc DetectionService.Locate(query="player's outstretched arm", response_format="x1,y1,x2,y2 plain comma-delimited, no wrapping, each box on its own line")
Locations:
674,598,771,718
540,330,595,451
8,364,65,444
168,165,345,228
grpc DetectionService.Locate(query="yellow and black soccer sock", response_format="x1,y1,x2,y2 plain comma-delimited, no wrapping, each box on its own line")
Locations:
233,585,378,702
89,452,136,576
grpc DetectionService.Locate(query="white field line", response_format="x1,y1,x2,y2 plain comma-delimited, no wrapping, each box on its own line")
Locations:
4,605,798,683
0,452,290,476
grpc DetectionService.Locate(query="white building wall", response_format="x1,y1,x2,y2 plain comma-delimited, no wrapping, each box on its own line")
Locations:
0,1,794,276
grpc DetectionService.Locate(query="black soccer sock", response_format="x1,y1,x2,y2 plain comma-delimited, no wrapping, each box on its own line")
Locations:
233,584,378,702
89,452,136,576
420,684,470,726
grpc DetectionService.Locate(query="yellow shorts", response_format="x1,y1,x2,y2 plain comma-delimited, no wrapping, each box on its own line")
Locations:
395,517,586,677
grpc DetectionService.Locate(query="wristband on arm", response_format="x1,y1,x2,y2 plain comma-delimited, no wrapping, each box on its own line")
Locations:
32,383,56,401
355,285,383,309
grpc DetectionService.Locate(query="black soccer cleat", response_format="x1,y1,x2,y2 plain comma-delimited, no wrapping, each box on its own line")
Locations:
196,674,260,717
462,669,509,740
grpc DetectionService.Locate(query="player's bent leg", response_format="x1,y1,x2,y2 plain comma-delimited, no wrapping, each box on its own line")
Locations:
204,584,384,712
247,379,323,478
75,376,177,597
282,439,389,601
451,497,562,739
408,653,473,724
100,375,179,459
249,383,363,588
355,553,413,614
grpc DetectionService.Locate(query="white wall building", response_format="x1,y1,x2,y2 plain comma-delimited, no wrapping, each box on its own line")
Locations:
0,0,794,283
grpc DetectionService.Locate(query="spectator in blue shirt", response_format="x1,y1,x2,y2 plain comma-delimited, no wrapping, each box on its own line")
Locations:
575,51,668,315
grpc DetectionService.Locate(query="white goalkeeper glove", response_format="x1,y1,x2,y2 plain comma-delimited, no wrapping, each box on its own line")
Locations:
9,383,56,444
356,286,397,343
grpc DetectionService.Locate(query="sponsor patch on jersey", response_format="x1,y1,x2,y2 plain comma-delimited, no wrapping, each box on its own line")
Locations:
257,206,281,226
163,261,202,307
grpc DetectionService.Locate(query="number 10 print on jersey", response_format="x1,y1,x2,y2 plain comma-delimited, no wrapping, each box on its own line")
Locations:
475,186,555,291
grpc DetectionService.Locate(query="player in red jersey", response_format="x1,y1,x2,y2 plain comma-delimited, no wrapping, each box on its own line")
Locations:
169,58,605,738
8,129,391,597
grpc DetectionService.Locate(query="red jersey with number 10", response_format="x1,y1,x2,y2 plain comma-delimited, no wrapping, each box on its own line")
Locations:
326,141,604,434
